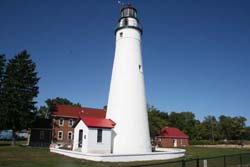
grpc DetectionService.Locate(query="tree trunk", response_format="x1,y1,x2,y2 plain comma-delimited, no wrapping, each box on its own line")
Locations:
11,130,16,146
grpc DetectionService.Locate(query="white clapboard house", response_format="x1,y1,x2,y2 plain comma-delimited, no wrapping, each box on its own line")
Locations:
73,116,116,154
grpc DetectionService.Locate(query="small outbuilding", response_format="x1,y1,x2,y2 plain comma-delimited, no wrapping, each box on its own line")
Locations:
29,119,52,147
156,127,189,148
73,116,116,154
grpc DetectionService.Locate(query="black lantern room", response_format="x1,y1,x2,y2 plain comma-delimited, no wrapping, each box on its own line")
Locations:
115,4,142,34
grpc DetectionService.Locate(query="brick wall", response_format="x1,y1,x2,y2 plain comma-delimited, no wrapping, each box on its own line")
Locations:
156,137,189,147
52,117,78,146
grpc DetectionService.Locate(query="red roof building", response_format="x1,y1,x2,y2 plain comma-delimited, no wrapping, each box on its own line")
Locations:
156,127,189,148
51,105,106,147
72,116,116,154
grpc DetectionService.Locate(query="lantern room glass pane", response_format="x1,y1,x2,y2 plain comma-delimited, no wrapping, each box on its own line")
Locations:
121,8,137,18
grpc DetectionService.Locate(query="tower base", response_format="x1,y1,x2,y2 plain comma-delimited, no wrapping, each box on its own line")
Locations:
50,147,185,162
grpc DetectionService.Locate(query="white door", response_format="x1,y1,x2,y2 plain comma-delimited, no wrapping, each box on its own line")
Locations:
173,139,177,147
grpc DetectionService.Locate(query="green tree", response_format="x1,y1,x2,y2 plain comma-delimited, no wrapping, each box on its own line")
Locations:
0,54,5,88
168,112,199,140
243,127,250,140
36,106,49,119
1,50,39,145
147,105,169,139
0,54,6,130
219,115,246,140
45,97,81,111
36,97,82,118
201,115,220,142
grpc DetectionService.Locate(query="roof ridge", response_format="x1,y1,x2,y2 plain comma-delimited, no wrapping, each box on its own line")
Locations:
56,104,104,110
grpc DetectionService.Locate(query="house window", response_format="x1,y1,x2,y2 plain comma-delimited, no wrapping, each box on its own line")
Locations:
68,131,73,140
97,129,102,143
40,131,44,140
68,119,74,127
59,119,64,126
58,131,63,140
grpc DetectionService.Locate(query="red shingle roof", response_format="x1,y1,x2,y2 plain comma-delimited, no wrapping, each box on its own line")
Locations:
159,127,189,139
51,105,106,118
80,116,116,128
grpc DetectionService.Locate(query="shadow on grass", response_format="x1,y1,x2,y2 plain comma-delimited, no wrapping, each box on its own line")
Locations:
0,140,26,147
0,143,11,146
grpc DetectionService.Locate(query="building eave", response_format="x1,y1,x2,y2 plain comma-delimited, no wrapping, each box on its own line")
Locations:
51,115,79,119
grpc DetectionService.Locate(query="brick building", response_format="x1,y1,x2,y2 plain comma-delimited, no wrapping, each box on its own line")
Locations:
51,105,106,147
156,127,189,148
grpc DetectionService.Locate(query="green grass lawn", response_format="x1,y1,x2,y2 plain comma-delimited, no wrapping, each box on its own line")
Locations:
0,141,250,167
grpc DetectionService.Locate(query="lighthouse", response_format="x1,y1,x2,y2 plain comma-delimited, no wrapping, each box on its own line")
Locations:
107,4,151,154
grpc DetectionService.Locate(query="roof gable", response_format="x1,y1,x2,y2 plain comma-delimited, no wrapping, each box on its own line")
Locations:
159,127,189,139
51,105,106,118
80,116,116,129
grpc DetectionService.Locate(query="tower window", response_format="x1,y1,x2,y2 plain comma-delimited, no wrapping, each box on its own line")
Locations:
120,32,123,37
124,18,128,26
139,65,143,72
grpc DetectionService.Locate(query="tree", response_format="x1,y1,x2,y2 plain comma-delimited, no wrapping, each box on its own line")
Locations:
219,115,246,140
45,97,81,111
0,54,5,88
36,106,49,119
1,50,39,145
46,97,81,110
168,111,199,140
0,54,6,130
36,97,82,119
201,115,220,142
243,127,250,140
147,105,169,139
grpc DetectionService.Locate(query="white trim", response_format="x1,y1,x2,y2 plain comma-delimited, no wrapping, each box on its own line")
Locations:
68,131,73,140
58,131,63,140
59,119,64,126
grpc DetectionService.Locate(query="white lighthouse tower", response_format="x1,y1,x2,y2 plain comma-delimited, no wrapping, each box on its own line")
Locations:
107,4,151,154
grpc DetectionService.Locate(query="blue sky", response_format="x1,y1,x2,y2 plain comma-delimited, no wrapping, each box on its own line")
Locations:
0,0,249,123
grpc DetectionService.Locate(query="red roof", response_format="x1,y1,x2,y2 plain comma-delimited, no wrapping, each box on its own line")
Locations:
80,116,116,128
158,127,189,139
51,105,106,118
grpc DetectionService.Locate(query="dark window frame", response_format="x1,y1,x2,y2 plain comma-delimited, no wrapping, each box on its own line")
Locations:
97,129,103,143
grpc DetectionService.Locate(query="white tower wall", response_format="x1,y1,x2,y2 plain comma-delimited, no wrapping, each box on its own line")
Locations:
107,16,151,154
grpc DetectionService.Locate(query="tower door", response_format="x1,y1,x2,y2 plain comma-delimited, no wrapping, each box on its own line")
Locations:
78,130,83,148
